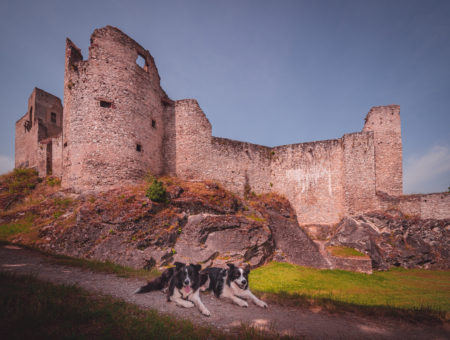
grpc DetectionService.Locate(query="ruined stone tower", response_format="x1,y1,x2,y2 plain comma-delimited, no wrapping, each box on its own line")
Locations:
363,105,403,196
15,88,63,177
63,26,174,192
19,26,449,226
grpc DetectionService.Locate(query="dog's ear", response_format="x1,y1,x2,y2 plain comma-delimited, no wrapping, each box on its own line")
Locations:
174,262,185,270
244,264,251,274
226,263,235,270
193,264,202,272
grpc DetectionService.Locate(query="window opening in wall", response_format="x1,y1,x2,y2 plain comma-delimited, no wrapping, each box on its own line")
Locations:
151,119,156,128
51,112,57,123
136,144,142,152
64,142,67,148
100,100,112,108
136,54,146,69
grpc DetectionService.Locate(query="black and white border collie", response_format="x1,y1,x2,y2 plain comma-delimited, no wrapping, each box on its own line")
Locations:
201,263,268,308
134,262,210,316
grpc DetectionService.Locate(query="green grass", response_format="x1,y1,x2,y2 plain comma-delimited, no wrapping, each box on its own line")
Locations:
0,213,35,239
328,246,367,257
250,262,450,322
0,272,290,340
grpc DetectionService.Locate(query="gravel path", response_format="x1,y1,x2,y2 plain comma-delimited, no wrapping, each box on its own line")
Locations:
0,244,448,339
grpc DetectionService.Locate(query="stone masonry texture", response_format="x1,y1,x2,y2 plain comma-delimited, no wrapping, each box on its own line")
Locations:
15,87,63,177
15,26,450,224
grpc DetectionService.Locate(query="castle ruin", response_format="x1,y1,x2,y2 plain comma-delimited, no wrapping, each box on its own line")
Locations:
15,26,449,225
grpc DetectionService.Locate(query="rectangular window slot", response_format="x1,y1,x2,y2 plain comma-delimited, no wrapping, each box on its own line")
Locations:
100,100,112,108
151,119,156,128
136,144,142,152
51,112,57,123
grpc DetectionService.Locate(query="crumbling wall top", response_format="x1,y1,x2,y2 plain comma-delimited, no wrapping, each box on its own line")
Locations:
363,104,401,133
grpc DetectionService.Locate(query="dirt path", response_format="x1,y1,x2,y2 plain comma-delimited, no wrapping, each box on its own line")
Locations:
0,245,448,339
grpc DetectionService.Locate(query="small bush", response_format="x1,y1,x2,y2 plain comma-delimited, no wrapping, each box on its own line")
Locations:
6,168,39,194
145,179,167,203
54,197,73,208
46,176,61,187
53,211,63,219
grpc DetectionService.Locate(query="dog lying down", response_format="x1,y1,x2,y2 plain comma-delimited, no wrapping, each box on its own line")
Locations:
134,262,211,316
134,262,268,316
201,263,268,308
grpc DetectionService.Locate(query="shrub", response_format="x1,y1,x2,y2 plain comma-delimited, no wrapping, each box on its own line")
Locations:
47,176,61,187
6,168,39,194
145,179,167,203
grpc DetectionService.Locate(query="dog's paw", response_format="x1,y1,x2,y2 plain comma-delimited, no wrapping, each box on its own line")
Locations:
257,300,268,308
177,301,194,308
239,300,249,308
201,308,211,317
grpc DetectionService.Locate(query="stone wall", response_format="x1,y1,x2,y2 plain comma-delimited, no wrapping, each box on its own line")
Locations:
378,191,450,220
271,140,345,225
342,132,377,215
172,98,403,224
50,135,63,177
174,99,212,181
210,137,272,195
15,113,39,170
170,96,417,224
62,26,170,192
34,88,63,139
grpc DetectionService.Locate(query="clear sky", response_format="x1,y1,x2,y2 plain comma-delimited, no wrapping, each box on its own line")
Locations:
0,0,449,194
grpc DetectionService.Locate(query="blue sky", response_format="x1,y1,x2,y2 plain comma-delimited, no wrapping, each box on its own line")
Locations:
0,0,449,194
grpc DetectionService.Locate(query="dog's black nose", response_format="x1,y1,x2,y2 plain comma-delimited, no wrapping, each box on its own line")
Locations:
184,280,190,285
242,279,246,285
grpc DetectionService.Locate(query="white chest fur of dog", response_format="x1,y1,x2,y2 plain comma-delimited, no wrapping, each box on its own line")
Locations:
168,267,210,316
168,265,211,316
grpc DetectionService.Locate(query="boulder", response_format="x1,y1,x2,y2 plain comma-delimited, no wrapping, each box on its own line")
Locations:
174,214,274,267
266,209,330,269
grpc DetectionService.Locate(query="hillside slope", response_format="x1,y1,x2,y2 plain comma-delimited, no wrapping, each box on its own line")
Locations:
0,170,327,270
1,169,448,271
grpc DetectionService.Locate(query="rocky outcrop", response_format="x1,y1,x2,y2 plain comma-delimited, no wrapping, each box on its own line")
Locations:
35,180,328,270
327,212,450,270
174,214,273,267
266,209,329,269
